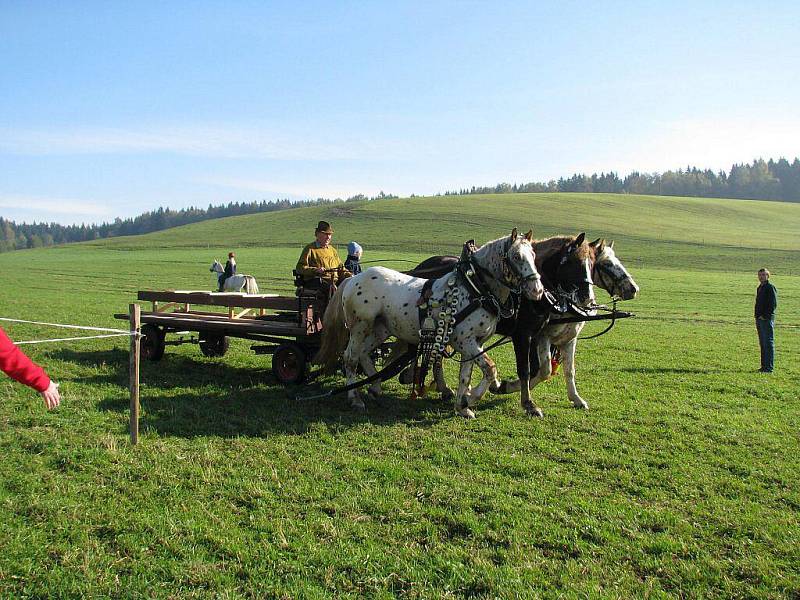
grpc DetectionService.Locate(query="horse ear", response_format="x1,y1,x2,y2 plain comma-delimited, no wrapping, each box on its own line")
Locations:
589,238,604,250
609,240,615,249
510,227,518,240
575,232,585,245
524,229,533,241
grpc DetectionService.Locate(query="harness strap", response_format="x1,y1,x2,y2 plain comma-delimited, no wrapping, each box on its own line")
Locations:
416,278,436,307
579,315,618,340
452,296,500,327
296,347,417,400
470,257,521,295
547,308,633,326
449,334,513,364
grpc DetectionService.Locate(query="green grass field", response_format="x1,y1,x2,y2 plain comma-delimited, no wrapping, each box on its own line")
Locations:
1,192,798,598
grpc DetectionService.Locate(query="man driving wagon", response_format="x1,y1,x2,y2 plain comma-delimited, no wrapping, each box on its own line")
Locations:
295,220,352,313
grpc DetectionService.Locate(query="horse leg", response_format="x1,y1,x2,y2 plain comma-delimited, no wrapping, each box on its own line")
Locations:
510,333,542,417
392,341,416,385
482,354,501,394
432,358,454,402
526,338,552,403
343,321,371,411
492,333,529,395
359,322,390,399
455,358,476,419
466,350,499,406
560,339,588,409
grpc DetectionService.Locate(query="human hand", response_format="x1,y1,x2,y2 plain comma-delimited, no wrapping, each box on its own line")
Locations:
41,381,61,410
315,267,326,275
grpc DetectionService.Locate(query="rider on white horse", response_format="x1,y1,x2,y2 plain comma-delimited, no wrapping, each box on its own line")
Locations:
210,256,259,294
219,252,237,291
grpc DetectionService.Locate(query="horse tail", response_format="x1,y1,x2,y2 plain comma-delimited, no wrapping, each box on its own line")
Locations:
313,278,352,372
246,276,259,294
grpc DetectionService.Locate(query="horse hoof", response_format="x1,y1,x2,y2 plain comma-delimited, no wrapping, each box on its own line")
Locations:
526,406,544,418
351,399,366,412
457,408,476,419
495,380,514,395
398,366,414,385
572,399,589,410
440,389,454,403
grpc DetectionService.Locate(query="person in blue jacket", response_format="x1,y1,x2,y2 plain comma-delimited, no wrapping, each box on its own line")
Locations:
344,242,363,275
754,268,778,373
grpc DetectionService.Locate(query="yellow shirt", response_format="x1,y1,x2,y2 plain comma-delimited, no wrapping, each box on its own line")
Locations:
296,242,352,284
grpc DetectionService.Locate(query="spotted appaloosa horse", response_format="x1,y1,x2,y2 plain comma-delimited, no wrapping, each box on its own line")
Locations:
314,230,544,418
409,236,639,416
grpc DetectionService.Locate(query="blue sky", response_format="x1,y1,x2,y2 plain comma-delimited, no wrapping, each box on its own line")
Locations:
1,1,798,224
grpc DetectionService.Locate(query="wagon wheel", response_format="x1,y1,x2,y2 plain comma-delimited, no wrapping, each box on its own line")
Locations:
272,343,307,385
199,332,230,357
140,324,166,361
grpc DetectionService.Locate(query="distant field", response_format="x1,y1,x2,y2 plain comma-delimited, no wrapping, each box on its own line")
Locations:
1,193,798,598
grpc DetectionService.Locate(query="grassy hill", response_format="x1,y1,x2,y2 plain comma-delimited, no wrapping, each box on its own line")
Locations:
0,192,798,598
89,192,800,273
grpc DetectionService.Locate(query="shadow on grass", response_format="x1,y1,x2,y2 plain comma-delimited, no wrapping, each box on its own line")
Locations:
50,348,453,438
619,366,737,375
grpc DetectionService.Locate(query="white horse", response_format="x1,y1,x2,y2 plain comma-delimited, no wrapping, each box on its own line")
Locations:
492,238,639,411
209,260,260,294
315,229,544,418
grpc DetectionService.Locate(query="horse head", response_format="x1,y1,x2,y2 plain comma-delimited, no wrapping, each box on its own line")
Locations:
543,232,595,306
589,238,639,300
210,260,223,274
503,228,544,301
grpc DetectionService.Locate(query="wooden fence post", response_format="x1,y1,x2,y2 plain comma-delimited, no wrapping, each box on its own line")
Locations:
129,303,141,445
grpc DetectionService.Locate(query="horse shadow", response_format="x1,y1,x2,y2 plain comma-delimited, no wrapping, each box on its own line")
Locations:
137,385,450,438
48,349,452,438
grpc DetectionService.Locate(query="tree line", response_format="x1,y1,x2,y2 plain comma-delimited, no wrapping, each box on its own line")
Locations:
443,157,800,201
0,192,395,253
2,157,798,252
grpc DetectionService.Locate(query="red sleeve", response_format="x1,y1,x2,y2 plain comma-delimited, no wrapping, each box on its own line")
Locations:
0,326,51,392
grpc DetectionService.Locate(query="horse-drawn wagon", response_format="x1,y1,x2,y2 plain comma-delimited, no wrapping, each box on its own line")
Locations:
115,286,324,385
116,233,637,416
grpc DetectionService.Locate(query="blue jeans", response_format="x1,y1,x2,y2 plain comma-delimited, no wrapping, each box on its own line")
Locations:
756,317,775,371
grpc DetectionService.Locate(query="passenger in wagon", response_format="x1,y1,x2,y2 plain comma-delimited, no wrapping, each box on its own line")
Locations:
296,221,352,287
344,241,363,275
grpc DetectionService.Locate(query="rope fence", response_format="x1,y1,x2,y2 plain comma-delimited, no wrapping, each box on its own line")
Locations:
1,307,144,445
15,333,134,345
0,316,138,345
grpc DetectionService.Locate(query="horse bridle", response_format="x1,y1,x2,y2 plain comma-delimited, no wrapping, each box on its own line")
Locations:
592,254,624,298
540,243,594,303
500,237,541,292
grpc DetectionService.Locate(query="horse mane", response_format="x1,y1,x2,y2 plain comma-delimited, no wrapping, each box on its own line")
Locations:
533,235,590,265
475,234,512,252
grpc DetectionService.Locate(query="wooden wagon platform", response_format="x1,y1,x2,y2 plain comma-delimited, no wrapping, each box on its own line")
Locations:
115,290,322,335
115,289,326,384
